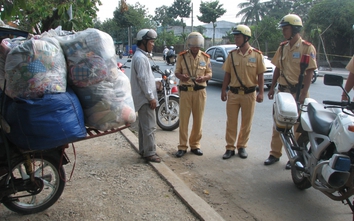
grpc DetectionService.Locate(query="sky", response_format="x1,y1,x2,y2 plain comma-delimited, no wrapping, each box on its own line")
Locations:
96,0,245,26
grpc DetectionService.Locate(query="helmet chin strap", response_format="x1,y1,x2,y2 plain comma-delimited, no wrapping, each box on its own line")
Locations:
287,32,295,40
239,36,249,48
142,39,151,53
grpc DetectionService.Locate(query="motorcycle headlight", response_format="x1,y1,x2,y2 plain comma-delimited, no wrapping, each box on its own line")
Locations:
169,74,177,84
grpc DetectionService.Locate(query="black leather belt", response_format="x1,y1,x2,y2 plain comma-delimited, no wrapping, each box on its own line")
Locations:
229,86,256,95
278,84,304,93
179,85,206,92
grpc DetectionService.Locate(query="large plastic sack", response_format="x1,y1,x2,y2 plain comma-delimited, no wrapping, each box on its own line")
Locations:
4,36,67,99
55,28,116,87
72,69,136,131
0,37,27,90
3,87,87,150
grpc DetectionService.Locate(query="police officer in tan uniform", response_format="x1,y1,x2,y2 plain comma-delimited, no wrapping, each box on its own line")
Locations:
174,32,212,158
221,25,266,160
342,55,354,101
264,14,317,168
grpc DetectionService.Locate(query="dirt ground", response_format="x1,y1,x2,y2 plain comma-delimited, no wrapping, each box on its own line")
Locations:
0,132,199,221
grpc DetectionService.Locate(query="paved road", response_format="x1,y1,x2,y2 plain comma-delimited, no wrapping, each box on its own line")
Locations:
121,55,354,221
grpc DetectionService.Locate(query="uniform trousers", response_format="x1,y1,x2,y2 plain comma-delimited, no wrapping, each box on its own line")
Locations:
178,89,206,150
225,91,256,150
138,103,157,157
269,90,309,158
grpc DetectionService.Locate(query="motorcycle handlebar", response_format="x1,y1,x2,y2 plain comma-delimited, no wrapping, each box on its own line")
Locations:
151,65,163,74
322,100,348,106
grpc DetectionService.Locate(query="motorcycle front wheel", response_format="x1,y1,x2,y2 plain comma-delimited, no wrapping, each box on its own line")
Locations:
156,96,179,131
291,133,312,190
2,155,66,214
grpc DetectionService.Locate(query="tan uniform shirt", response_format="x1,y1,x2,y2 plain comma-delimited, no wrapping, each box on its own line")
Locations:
271,37,317,86
222,47,267,87
175,50,212,87
346,55,354,73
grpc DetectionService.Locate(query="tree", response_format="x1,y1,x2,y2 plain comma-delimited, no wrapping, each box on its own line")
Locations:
250,17,282,56
113,2,154,46
1,0,101,33
236,0,267,25
154,6,175,28
153,5,185,47
305,0,354,62
197,0,226,46
169,0,191,36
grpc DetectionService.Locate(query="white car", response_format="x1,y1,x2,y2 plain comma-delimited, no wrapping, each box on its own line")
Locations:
263,56,275,88
205,45,274,87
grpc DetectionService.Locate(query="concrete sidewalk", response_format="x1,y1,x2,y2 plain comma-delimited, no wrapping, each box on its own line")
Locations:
318,67,349,79
120,129,225,221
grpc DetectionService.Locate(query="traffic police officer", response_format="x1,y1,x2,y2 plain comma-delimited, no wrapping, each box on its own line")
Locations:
264,14,317,168
221,24,266,160
342,55,354,101
174,32,212,158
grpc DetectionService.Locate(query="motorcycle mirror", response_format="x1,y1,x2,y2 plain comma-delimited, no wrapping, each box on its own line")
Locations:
126,59,132,62
324,74,343,87
164,69,171,76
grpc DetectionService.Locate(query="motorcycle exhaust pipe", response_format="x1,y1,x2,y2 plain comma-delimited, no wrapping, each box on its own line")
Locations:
279,132,306,170
280,132,298,161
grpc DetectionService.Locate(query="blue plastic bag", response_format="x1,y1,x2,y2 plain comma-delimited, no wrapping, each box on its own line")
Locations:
4,87,86,150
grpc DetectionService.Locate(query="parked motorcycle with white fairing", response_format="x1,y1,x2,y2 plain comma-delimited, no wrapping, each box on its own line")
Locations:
274,70,354,211
151,65,179,131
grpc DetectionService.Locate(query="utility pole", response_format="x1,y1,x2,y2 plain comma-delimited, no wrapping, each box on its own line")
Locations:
191,3,194,32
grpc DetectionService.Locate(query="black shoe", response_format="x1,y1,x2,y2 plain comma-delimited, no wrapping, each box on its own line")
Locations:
176,150,186,158
237,148,248,159
264,155,279,165
285,161,291,170
222,150,235,159
190,148,203,156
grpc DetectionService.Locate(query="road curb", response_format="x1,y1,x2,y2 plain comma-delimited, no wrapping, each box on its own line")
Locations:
120,129,225,221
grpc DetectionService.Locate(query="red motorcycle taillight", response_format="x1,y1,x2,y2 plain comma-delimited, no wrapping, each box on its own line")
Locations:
171,86,179,94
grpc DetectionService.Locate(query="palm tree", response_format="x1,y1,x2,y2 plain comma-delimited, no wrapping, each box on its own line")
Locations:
236,0,267,25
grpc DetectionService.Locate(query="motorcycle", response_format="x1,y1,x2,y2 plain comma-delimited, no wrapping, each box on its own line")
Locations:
118,50,123,59
117,59,131,73
151,65,179,131
311,68,318,83
166,54,176,66
273,54,354,212
0,132,69,214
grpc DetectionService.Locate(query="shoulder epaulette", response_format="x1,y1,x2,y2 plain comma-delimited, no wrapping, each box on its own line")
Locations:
201,51,210,58
280,41,288,46
252,48,262,54
302,40,312,46
178,50,188,56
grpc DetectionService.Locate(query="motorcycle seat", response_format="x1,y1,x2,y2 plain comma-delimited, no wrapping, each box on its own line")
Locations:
308,102,337,135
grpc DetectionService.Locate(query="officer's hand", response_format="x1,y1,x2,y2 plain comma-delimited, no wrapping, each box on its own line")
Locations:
221,90,227,101
268,89,275,100
256,93,264,103
149,99,157,110
195,76,205,83
179,74,190,82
